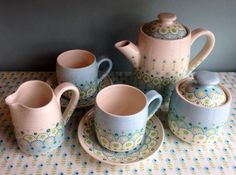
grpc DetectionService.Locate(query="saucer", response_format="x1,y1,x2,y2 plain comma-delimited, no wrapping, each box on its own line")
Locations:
78,109,164,165
46,74,113,108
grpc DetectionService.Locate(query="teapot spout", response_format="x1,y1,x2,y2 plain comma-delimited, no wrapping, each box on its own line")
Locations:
115,40,141,69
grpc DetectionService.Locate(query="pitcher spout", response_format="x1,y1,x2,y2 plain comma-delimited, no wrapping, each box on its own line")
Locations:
115,40,141,69
5,94,20,109
5,94,15,105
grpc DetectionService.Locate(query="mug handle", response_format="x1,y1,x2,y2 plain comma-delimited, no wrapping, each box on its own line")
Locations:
54,82,80,126
97,56,113,82
187,28,215,75
145,90,163,120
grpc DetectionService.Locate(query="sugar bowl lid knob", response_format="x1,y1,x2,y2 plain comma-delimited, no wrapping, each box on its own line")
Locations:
194,71,220,86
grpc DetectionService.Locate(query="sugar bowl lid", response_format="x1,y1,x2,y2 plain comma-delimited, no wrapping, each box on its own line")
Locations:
142,12,188,40
179,71,227,107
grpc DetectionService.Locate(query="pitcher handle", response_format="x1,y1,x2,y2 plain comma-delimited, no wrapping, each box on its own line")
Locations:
145,90,163,120
187,28,215,75
54,82,80,126
97,56,113,83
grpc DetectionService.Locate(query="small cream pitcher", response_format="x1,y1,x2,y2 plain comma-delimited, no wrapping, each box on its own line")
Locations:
5,80,80,155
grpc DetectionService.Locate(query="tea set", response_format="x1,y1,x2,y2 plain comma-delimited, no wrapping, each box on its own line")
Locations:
4,12,232,165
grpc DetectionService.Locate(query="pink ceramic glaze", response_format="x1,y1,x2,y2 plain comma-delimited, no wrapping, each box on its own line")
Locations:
115,28,215,77
57,49,95,69
5,80,80,155
96,84,147,116
115,12,215,107
115,26,215,78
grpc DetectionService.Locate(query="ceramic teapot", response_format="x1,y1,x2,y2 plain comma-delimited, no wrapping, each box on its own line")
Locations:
115,12,215,106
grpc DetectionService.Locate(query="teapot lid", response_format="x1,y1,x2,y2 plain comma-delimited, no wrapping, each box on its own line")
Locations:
178,71,227,107
142,12,188,40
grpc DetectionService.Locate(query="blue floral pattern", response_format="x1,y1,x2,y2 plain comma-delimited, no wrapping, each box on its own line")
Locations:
168,107,225,144
47,75,113,108
62,80,98,100
95,122,145,152
15,120,64,155
0,72,235,174
143,21,187,40
179,80,226,107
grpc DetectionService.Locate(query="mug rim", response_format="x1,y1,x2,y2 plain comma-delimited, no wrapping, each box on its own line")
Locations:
57,49,96,70
175,77,232,109
96,84,147,118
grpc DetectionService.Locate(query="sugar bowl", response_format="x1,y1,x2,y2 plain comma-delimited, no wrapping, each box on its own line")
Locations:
168,71,232,145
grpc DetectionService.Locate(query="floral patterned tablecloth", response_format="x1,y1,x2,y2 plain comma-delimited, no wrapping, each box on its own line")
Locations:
0,72,235,175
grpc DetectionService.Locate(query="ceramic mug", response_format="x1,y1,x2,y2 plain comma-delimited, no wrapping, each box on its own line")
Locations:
56,49,112,102
5,80,80,155
95,84,163,152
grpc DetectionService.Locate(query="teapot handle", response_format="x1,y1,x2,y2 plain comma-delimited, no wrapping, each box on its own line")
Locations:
54,82,80,126
187,28,215,75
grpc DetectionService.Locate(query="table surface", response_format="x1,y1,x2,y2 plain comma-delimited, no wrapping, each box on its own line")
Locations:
0,72,236,175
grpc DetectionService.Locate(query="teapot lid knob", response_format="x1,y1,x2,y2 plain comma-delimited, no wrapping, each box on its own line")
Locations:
158,12,177,25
